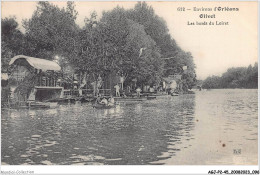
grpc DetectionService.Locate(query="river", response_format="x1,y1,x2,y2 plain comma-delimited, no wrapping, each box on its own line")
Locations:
1,89,258,165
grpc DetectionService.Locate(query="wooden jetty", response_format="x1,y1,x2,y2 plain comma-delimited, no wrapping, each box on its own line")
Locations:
114,96,156,102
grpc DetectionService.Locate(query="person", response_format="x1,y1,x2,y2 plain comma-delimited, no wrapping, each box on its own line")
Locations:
121,90,127,98
136,87,142,98
120,76,124,89
91,81,97,96
96,94,101,103
100,97,108,105
126,86,131,94
149,87,154,93
114,84,120,97
97,76,102,95
108,95,115,106
79,89,83,96
167,88,171,95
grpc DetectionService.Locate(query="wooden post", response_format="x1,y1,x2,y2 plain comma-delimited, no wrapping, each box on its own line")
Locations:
110,72,112,95
40,72,42,86
79,71,82,87
7,92,10,108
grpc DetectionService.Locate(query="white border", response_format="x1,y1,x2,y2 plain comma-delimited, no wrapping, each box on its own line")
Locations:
1,0,259,174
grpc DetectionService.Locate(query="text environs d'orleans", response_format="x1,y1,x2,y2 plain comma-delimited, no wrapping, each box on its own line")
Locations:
190,7,239,26
193,7,239,12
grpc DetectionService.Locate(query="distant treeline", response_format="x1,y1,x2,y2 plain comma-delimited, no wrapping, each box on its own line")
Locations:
202,63,258,89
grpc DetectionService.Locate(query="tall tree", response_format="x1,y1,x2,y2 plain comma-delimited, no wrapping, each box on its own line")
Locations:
127,2,179,58
127,2,196,90
1,17,25,72
76,7,163,85
22,1,79,60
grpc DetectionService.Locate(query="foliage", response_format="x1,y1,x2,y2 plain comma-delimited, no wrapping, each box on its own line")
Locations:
202,63,258,89
74,7,164,85
126,2,178,58
202,76,221,89
14,73,39,97
163,50,197,90
22,1,79,60
1,17,25,72
1,86,11,105
126,2,196,89
2,2,197,90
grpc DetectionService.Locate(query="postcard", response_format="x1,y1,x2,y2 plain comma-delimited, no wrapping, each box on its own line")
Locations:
1,1,258,174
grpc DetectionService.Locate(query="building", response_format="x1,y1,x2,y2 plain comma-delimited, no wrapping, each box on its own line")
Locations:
8,55,63,104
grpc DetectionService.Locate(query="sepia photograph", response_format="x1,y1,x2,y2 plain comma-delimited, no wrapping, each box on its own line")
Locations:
1,0,258,174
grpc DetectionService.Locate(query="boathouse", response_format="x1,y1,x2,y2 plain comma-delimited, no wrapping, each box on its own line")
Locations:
8,55,63,104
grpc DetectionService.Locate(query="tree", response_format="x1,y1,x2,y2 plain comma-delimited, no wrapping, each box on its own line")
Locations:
22,1,79,60
202,63,258,89
127,2,196,90
75,7,163,86
3,2,197,91
127,2,179,58
1,17,25,72
123,19,163,86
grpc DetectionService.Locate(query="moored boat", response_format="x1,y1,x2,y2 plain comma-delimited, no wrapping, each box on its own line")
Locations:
28,102,58,109
171,93,179,96
92,103,116,109
47,98,76,104
147,96,156,100
114,97,147,102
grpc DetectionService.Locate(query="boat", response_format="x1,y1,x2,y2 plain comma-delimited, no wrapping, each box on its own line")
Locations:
92,103,116,109
28,102,58,109
154,93,168,97
77,96,95,103
171,93,179,96
186,90,195,94
147,96,156,100
47,98,76,104
114,97,147,102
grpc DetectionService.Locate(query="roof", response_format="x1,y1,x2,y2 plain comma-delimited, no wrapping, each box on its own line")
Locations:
9,55,61,71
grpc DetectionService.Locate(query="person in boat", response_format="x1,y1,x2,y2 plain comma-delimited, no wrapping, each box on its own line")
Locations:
108,95,115,106
100,97,108,106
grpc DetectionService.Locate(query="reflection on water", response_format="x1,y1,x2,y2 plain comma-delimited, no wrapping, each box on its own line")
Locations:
1,89,258,165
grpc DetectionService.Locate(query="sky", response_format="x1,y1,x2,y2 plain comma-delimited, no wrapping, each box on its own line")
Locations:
1,1,258,80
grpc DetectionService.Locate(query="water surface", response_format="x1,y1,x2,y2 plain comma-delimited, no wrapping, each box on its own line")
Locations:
1,89,258,165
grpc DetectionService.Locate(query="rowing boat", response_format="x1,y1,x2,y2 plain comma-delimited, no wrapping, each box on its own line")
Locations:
171,93,179,96
92,103,116,109
28,102,58,109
